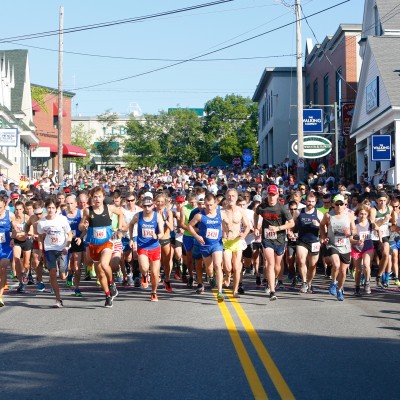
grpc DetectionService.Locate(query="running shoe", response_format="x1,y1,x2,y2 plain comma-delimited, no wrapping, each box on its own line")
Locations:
7,271,15,280
109,282,118,299
90,268,97,278
276,280,284,291
74,289,83,297
269,291,277,301
262,278,268,286
209,277,217,289
376,276,384,289
300,282,308,294
150,292,158,302
84,273,92,281
307,284,314,294
337,289,344,301
329,282,337,296
53,299,64,308
141,274,149,289
364,282,372,294
265,283,270,296
16,282,26,293
382,279,389,288
394,279,400,287
187,277,194,288
37,282,45,292
238,284,245,295
354,286,361,297
96,280,101,287
27,273,35,285
196,283,204,294
256,275,261,287
66,274,73,287
0,297,4,307
127,275,134,286
217,291,224,301
105,296,113,308
164,280,173,293
134,277,141,287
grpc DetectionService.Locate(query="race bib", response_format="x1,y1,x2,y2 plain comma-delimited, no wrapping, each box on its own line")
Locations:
15,224,24,233
371,230,379,241
142,227,155,238
93,228,107,240
0,232,5,243
311,242,320,252
49,234,62,246
206,228,219,239
335,237,345,247
264,228,277,240
360,232,370,241
289,233,298,242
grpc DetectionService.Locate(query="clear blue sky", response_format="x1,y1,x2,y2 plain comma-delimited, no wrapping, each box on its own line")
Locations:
0,0,364,116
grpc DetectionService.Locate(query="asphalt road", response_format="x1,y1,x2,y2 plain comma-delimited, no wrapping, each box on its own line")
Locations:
0,271,399,400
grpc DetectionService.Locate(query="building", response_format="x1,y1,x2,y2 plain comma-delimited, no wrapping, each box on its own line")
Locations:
0,50,39,182
351,0,400,186
253,67,302,166
304,24,362,178
31,84,86,177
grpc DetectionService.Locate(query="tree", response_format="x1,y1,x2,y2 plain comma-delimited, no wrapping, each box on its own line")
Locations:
95,136,119,166
97,109,119,132
203,94,258,163
71,123,94,168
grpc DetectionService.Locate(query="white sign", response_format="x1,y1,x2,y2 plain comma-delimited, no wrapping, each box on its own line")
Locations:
292,136,332,159
0,128,18,147
31,147,50,158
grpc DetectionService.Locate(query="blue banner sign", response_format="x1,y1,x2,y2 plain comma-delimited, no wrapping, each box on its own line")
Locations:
303,109,323,133
371,135,391,161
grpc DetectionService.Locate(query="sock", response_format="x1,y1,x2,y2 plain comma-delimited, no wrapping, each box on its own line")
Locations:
109,280,113,285
106,291,111,297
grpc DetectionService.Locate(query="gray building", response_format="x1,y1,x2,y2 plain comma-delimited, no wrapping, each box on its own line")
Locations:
253,67,303,166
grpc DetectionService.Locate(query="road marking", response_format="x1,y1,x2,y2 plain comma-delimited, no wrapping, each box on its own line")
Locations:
213,291,268,400
226,291,295,400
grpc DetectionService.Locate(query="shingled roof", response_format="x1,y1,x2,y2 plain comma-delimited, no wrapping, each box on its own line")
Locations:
376,0,400,33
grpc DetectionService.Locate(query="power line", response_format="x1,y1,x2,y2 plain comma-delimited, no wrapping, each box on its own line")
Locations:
0,0,233,44
69,0,350,92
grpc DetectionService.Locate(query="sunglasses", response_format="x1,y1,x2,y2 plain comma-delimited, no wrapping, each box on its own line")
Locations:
126,199,136,202
142,205,152,208
335,202,344,206
289,208,298,211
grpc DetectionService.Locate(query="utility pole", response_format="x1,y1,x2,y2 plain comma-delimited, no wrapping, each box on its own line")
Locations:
295,0,304,181
57,6,64,186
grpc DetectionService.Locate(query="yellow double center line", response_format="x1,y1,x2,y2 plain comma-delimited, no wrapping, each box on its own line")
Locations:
214,290,295,400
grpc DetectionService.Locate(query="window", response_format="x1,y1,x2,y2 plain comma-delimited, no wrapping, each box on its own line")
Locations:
336,68,342,119
324,74,329,118
313,79,319,105
305,75,311,105
270,90,273,118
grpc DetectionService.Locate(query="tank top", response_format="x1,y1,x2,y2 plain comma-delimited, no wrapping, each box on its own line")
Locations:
197,208,223,246
137,211,159,250
87,205,113,245
371,205,390,240
14,215,26,236
326,211,351,254
297,208,320,243
183,205,194,237
353,220,373,253
0,210,12,246
62,209,82,239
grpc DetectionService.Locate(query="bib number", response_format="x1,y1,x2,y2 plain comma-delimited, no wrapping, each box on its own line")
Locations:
311,242,320,252
94,228,107,240
206,228,219,239
335,237,345,247
49,234,61,246
360,232,370,241
264,228,277,240
142,228,155,238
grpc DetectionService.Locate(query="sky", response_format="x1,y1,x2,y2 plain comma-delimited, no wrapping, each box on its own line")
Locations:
0,0,365,117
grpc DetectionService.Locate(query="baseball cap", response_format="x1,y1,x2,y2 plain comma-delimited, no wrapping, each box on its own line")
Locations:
144,191,153,199
333,194,345,203
11,192,19,199
142,197,153,206
196,194,205,203
176,196,186,203
267,185,278,195
253,195,262,202
64,188,71,194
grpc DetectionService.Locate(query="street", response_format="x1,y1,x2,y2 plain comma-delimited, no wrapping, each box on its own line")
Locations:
0,272,399,400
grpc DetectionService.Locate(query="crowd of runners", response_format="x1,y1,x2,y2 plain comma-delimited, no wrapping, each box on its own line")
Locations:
0,162,399,308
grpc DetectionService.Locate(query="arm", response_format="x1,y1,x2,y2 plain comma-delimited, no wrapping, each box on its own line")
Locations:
78,209,89,232
164,209,174,231
319,213,330,244
188,214,205,245
239,209,250,238
179,208,190,232
156,214,165,239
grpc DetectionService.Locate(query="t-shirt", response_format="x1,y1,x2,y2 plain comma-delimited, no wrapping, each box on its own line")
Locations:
256,201,292,245
37,214,71,251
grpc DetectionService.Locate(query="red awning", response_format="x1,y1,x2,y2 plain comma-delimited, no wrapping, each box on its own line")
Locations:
63,144,87,157
32,100,41,112
39,141,58,153
53,103,67,117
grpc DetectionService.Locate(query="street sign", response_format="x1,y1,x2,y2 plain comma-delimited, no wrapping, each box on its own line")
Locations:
292,135,332,158
297,157,305,167
0,128,18,147
371,135,391,161
31,147,50,158
303,109,323,133
341,103,355,136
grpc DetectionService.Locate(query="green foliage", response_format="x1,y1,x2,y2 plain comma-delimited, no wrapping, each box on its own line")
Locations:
97,109,119,129
71,123,94,168
95,135,119,166
31,86,51,113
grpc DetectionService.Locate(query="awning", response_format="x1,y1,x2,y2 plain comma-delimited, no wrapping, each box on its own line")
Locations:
63,144,87,157
53,103,67,117
39,141,58,153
